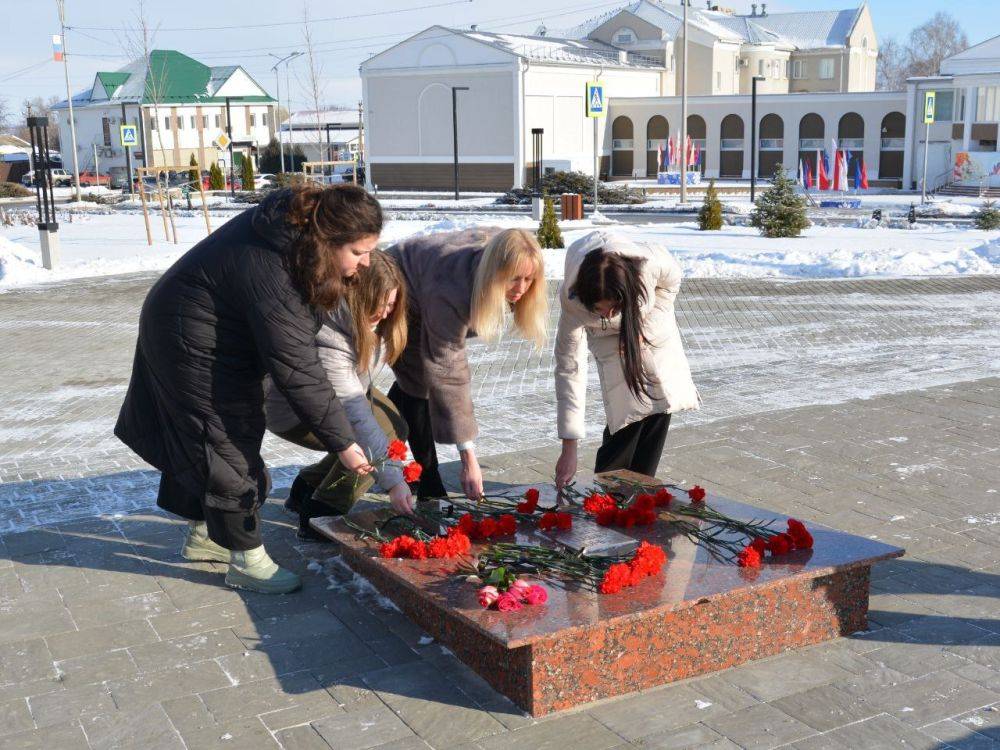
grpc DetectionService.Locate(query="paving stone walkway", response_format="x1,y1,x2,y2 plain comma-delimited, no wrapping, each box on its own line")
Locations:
1,272,998,749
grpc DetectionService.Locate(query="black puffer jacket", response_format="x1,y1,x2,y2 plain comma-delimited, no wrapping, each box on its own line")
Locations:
115,189,355,513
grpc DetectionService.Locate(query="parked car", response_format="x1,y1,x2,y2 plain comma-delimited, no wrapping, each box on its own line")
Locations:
107,166,134,190
78,171,111,188
253,173,276,190
21,169,73,188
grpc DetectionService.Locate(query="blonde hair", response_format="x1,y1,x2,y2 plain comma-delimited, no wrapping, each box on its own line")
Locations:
469,228,547,347
347,250,408,372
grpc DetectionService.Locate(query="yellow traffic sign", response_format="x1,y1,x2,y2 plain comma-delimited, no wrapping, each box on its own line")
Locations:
923,91,936,124
214,132,231,150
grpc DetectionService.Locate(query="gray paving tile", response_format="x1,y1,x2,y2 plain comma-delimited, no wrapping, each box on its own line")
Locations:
80,703,186,750
274,725,334,750
822,714,941,749
702,702,817,749
54,648,138,686
770,684,881,732
28,682,116,728
127,627,246,673
108,661,233,711
0,637,56,685
588,684,730,740
0,720,90,750
311,705,415,749
716,652,854,702
45,619,159,661
476,713,622,750
631,722,737,749
0,697,35,737
868,670,999,727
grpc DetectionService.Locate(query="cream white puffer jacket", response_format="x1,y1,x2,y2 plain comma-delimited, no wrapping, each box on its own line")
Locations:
554,230,700,440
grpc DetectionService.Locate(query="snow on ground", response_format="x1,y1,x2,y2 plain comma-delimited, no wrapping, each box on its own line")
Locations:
1,204,998,290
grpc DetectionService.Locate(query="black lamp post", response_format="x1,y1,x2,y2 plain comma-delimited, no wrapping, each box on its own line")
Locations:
224,96,245,197
451,86,469,201
750,75,765,202
531,128,544,193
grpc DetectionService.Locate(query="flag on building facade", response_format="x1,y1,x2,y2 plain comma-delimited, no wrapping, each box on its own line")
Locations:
817,150,830,190
803,158,813,190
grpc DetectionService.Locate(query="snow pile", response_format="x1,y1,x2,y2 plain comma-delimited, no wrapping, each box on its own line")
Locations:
0,235,50,287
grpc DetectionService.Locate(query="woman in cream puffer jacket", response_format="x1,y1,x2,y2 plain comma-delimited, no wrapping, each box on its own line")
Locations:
553,230,699,487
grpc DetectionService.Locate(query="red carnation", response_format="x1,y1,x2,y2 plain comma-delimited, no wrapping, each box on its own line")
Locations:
478,517,498,539
517,488,540,514
379,539,399,558
426,537,450,558
637,509,657,526
737,545,762,567
749,537,767,555
556,512,572,530
524,584,548,605
596,509,616,527
387,439,408,462
654,488,674,507
445,528,471,555
687,485,707,502
583,493,616,515
598,563,630,594
787,518,814,549
457,513,476,535
634,494,655,511
497,514,517,536
766,532,793,556
537,511,559,531
402,461,423,483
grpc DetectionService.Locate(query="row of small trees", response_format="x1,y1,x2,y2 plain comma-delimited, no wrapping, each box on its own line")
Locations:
699,166,810,237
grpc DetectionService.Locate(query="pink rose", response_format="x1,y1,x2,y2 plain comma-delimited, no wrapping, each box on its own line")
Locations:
496,591,523,612
477,585,499,608
524,585,548,605
509,578,532,601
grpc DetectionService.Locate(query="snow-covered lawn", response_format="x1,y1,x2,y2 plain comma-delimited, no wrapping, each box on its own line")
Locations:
1,204,998,290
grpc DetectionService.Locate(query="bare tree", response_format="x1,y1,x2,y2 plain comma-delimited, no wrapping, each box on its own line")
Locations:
300,1,327,166
16,96,63,150
0,98,10,132
876,37,907,91
903,12,969,78
875,12,969,91
121,0,169,166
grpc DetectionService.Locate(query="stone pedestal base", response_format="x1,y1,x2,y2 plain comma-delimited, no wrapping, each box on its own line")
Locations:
312,483,902,716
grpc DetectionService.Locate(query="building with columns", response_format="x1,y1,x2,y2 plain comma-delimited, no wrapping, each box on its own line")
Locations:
52,50,276,176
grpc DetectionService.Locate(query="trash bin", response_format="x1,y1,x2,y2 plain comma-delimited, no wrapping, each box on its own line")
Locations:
560,193,583,220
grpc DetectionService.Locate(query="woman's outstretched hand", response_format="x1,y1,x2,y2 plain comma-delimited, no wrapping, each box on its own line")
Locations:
389,482,415,516
460,447,484,500
555,439,578,490
338,443,374,476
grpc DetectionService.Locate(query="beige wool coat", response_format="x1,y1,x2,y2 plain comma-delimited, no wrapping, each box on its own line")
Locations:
554,230,700,440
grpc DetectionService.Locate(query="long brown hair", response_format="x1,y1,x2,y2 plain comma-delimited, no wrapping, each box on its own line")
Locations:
572,249,652,401
470,228,547,347
347,250,408,372
284,183,383,310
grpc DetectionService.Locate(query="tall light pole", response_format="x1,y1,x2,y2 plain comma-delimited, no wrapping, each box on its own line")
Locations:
679,0,688,205
750,75,765,202
55,0,81,201
269,51,302,174
451,86,469,201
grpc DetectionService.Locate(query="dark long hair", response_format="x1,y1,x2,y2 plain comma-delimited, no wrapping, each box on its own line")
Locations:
284,183,383,311
571,248,653,402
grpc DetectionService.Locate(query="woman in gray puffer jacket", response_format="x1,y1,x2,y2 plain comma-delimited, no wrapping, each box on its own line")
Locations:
266,251,412,538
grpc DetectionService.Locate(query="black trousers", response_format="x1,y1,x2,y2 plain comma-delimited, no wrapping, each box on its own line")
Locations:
387,382,449,499
594,413,671,478
157,472,263,551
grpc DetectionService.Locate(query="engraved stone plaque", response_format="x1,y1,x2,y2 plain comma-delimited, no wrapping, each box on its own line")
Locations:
539,521,639,557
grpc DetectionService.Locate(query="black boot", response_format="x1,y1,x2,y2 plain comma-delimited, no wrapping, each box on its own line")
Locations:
297,495,336,541
285,475,316,514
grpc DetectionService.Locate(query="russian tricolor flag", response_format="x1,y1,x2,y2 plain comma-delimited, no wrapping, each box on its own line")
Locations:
52,35,63,62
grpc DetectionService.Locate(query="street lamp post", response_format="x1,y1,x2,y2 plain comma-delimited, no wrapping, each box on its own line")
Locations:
451,86,469,201
750,75,765,202
269,52,301,174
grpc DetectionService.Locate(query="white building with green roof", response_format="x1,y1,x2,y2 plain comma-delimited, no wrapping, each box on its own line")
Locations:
52,49,276,176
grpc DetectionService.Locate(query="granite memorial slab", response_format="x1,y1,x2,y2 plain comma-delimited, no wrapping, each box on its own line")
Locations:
311,471,904,716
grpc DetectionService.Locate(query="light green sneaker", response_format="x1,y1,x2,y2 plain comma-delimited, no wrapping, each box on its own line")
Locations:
225,545,302,594
181,521,231,563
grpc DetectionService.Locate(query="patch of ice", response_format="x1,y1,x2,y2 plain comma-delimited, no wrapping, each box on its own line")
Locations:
695,699,713,709
321,555,400,612
962,715,985,726
418,635,434,645
889,515,906,522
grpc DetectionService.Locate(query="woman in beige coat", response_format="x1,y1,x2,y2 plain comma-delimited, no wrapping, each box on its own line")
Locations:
554,230,699,487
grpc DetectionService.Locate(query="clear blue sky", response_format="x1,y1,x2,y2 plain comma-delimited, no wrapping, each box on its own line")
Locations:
1,0,997,117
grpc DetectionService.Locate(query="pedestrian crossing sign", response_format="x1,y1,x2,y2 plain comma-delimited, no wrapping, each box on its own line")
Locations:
119,124,138,147
586,82,605,118
923,91,936,124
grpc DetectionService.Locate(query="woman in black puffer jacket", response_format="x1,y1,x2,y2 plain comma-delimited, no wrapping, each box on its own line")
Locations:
115,184,381,593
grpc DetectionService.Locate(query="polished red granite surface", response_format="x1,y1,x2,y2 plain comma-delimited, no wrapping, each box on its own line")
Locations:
312,479,903,715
